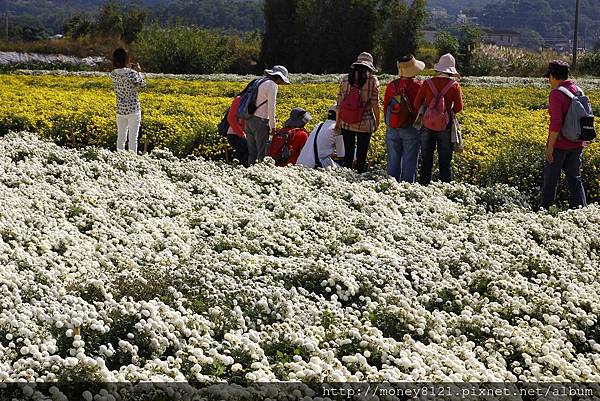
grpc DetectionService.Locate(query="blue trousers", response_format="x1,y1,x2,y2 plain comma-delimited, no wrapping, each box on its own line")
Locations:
386,125,421,183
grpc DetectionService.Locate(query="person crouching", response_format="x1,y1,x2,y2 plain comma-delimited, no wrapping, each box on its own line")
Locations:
296,105,345,168
268,107,311,167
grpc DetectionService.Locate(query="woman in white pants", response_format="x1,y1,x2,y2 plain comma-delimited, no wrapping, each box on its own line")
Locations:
109,48,146,154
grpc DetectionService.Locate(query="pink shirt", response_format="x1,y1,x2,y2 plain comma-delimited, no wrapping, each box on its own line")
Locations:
548,80,585,150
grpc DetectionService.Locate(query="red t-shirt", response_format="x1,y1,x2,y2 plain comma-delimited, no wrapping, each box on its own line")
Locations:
413,77,464,115
384,78,422,126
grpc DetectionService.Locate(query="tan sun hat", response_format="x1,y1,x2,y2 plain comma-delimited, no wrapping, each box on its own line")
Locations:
397,56,426,78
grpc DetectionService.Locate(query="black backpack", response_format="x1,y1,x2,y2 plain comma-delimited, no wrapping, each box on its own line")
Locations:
218,107,230,137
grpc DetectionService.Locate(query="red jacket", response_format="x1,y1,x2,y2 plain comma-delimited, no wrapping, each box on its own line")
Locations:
276,127,309,166
227,96,245,138
384,78,422,126
413,77,464,115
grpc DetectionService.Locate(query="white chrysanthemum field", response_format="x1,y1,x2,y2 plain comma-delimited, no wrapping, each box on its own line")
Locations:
0,132,599,386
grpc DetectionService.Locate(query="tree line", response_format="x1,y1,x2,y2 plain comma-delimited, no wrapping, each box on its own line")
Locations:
260,0,427,74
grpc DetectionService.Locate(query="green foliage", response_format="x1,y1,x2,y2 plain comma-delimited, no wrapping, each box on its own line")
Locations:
262,0,379,73
434,31,459,58
378,0,428,73
132,24,260,74
151,0,264,32
64,15,94,39
579,52,600,77
457,24,482,75
518,29,544,50
63,2,147,43
475,0,600,49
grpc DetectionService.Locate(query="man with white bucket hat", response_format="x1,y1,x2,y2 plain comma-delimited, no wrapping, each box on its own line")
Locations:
246,65,290,164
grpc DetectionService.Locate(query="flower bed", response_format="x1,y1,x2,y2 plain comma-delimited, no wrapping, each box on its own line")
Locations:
0,133,599,391
11,69,600,88
1,74,599,206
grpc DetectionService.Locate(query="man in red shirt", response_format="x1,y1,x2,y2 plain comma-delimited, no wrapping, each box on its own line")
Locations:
541,60,587,209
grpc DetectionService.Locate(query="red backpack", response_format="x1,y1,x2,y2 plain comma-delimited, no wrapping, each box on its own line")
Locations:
386,79,415,128
268,128,301,166
339,84,365,124
423,79,456,132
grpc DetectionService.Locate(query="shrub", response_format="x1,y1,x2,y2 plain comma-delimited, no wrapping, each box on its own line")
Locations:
132,25,260,75
578,52,600,77
434,31,459,58
469,45,570,77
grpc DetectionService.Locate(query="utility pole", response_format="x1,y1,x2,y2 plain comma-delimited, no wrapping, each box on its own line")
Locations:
4,0,8,42
572,0,580,68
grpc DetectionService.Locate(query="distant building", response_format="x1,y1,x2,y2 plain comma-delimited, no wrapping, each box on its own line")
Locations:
431,7,448,18
482,29,520,47
457,10,477,24
551,41,572,52
48,34,64,40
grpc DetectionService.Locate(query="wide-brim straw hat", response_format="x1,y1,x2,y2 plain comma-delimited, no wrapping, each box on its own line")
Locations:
397,57,426,78
434,53,460,76
264,65,291,84
351,52,377,72
284,107,312,128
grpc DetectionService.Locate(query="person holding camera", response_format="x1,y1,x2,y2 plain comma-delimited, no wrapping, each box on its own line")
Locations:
110,48,146,154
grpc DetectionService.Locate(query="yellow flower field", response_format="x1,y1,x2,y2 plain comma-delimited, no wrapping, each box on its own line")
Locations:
1,74,599,205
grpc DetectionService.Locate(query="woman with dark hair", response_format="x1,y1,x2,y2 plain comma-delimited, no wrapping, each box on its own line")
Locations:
335,52,380,173
109,48,146,154
226,81,254,167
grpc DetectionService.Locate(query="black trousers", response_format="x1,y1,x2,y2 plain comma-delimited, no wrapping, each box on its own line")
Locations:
342,129,372,173
227,134,249,167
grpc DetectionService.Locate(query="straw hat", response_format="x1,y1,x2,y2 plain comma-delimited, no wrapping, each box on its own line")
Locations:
434,53,460,76
397,56,425,78
351,52,377,72
264,65,291,84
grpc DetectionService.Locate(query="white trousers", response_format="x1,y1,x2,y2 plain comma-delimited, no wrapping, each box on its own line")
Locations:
116,110,141,154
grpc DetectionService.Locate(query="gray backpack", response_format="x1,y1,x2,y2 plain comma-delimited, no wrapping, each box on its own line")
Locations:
557,86,597,142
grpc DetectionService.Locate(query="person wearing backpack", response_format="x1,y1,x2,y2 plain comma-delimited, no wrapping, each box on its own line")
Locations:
268,107,311,167
384,55,425,183
413,53,464,186
244,65,290,165
335,52,380,174
221,81,255,167
540,60,590,209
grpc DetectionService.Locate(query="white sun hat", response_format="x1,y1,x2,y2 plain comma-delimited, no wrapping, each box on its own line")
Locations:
434,53,460,76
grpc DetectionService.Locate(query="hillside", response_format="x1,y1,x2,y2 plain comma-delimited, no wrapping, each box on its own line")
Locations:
474,0,600,48
2,0,264,35
427,0,495,14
